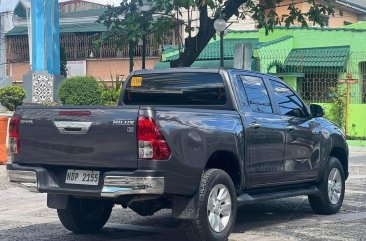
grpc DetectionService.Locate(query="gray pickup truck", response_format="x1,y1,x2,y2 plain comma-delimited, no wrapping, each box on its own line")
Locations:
7,68,348,241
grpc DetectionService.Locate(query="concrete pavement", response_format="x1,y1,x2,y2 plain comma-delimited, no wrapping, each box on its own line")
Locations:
0,147,365,241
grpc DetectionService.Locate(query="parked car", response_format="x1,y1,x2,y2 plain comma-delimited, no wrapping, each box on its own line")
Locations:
7,68,348,241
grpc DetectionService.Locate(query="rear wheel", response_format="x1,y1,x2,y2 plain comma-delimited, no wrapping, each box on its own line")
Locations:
183,169,237,241
308,156,345,215
57,198,113,234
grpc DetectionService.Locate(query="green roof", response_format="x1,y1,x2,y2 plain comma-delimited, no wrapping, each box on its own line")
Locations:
155,60,235,69
284,46,350,68
6,23,107,36
255,35,293,49
272,26,366,33
343,21,366,30
166,38,259,61
59,8,108,18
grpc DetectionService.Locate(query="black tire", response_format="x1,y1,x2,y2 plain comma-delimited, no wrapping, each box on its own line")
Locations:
183,169,237,241
308,156,345,215
57,198,113,234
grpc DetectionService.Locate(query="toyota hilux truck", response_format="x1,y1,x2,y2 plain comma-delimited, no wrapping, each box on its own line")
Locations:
7,68,348,241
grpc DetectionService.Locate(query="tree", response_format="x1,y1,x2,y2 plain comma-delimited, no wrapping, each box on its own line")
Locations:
97,0,174,71
98,0,339,68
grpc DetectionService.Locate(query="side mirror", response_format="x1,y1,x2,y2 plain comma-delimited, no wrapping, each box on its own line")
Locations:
310,104,324,118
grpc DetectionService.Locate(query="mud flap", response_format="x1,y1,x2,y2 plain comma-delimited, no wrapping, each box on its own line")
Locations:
172,193,199,220
47,194,69,209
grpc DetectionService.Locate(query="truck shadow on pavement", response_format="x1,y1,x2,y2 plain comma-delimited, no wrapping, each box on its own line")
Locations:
0,197,316,241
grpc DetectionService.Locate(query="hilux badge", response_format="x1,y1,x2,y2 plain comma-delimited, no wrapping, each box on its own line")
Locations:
112,120,135,126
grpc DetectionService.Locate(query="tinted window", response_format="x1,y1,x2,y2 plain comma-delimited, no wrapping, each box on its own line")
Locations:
240,75,272,114
123,73,226,105
269,79,308,117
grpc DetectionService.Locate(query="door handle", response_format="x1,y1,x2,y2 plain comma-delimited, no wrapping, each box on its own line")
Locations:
285,125,295,132
54,121,92,134
249,122,262,129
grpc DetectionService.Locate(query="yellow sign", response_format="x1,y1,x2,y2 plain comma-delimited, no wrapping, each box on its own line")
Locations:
131,76,142,87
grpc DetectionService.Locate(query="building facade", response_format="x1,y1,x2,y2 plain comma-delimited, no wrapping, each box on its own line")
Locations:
159,22,366,137
4,0,180,82
270,0,366,28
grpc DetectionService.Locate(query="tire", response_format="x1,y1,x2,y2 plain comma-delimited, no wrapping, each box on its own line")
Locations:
183,169,237,241
57,198,113,234
308,156,345,215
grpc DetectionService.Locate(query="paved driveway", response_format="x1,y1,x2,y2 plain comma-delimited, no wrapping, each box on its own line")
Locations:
0,147,365,241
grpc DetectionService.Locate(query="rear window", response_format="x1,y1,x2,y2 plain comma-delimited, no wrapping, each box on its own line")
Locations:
123,72,227,105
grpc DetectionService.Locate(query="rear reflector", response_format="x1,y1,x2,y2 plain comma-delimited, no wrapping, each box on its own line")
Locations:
137,117,171,160
8,116,20,155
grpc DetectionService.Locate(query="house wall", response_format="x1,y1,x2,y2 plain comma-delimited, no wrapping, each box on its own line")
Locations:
59,0,105,13
317,103,366,138
0,11,14,78
9,57,160,82
258,27,366,104
10,62,30,82
86,58,159,80
275,0,359,28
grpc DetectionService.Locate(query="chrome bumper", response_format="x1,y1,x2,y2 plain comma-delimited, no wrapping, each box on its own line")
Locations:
7,170,164,198
101,176,165,197
7,170,39,193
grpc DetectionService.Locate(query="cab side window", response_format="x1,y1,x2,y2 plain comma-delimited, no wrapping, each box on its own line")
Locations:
240,75,273,114
269,79,308,118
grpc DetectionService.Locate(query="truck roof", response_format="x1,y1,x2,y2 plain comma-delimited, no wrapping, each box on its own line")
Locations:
132,68,279,80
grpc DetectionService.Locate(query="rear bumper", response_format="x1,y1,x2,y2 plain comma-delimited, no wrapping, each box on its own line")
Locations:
7,164,164,198
102,176,164,197
7,170,38,193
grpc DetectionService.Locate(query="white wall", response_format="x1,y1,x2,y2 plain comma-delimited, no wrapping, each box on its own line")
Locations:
0,9,15,78
66,60,86,77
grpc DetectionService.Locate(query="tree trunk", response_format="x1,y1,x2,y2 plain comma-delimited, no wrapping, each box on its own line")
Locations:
170,0,247,68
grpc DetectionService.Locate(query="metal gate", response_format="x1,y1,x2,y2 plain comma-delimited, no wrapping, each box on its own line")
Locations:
299,72,338,103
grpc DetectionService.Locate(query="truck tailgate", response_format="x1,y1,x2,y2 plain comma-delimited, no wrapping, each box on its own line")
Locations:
15,107,139,169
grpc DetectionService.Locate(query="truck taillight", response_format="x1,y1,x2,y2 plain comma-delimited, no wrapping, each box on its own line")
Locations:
137,117,171,160
8,117,20,155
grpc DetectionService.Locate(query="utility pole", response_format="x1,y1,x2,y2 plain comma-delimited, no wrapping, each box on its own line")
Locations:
129,41,134,73
339,73,358,135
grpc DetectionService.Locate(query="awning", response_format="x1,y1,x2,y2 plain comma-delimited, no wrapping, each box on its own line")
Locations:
6,23,107,36
166,38,258,61
284,46,350,70
154,60,235,69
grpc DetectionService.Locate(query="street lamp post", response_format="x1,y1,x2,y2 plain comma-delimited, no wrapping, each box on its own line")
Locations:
140,2,152,70
214,18,227,68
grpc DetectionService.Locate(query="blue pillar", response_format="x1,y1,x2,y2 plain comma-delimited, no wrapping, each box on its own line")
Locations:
31,0,46,71
46,0,61,75
31,0,60,74
25,0,63,103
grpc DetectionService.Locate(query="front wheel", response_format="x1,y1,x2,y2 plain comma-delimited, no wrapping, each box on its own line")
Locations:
308,156,345,215
57,198,113,234
183,169,237,241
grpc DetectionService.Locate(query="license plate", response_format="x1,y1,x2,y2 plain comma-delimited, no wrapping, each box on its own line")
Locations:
65,169,100,186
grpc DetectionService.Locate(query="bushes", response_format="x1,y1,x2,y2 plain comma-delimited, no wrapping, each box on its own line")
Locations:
101,90,120,106
59,76,102,105
0,85,26,111
100,74,123,106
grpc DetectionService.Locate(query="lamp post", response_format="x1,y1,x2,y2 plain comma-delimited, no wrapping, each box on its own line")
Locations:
214,18,227,68
140,2,153,70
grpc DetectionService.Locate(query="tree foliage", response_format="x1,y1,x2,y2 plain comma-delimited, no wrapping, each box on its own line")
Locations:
97,0,174,49
0,85,26,111
98,0,340,67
